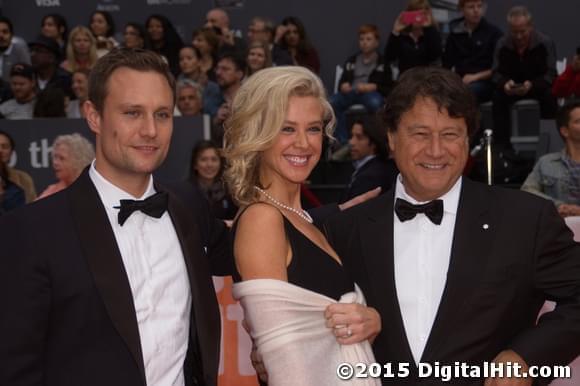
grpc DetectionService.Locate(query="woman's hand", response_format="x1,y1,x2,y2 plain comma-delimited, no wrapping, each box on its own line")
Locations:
392,13,406,35
325,304,381,345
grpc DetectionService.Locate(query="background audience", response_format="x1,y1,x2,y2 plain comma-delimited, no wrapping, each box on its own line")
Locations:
122,22,149,50
0,130,36,202
491,6,557,146
276,16,320,73
553,46,580,100
384,0,442,75
37,133,94,199
61,25,98,72
145,14,183,75
443,0,503,103
245,40,272,77
189,139,236,219
40,14,68,59
522,101,580,216
330,24,392,144
89,11,119,57
0,63,36,119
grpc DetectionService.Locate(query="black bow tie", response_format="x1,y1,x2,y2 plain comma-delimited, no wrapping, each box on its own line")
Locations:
114,191,169,226
394,197,444,225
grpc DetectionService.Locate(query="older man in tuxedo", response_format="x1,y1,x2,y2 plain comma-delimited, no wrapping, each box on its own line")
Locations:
0,48,221,386
325,67,580,385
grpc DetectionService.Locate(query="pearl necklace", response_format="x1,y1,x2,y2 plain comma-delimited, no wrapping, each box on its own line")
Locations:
254,186,313,223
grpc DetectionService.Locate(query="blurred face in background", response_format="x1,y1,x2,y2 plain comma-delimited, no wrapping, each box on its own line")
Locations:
349,123,376,161
247,46,267,73
509,15,533,51
72,72,89,100
177,85,202,116
462,0,484,27
73,31,92,55
41,16,61,40
247,20,269,43
359,32,379,55
0,134,13,164
284,23,300,47
52,143,77,185
90,13,109,37
194,147,221,182
147,18,164,43
0,22,12,50
124,25,144,49
192,33,211,56
179,47,200,75
10,75,36,103
215,58,242,89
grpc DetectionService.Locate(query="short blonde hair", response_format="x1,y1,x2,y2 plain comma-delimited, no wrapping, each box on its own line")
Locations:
223,66,334,206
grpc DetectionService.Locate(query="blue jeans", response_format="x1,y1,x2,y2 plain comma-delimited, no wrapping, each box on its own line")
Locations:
330,90,384,144
468,80,494,104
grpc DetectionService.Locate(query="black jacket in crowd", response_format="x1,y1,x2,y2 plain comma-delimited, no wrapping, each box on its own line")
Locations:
492,29,557,93
384,26,442,74
443,17,503,76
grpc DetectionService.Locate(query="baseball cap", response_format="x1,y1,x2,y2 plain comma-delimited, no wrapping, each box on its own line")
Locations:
10,63,35,80
28,35,61,56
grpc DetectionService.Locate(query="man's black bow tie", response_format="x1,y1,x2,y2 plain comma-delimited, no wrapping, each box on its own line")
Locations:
115,191,169,226
394,197,444,225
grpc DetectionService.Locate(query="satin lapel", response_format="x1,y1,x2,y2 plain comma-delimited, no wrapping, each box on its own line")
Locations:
421,179,494,362
360,189,416,363
165,189,220,386
67,170,146,383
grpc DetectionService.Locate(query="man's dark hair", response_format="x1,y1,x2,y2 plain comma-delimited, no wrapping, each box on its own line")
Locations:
383,66,479,138
88,47,175,114
0,130,15,151
351,114,389,161
556,100,580,129
0,16,14,34
217,52,247,74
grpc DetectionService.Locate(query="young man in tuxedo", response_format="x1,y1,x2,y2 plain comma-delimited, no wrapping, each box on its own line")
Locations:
0,48,220,386
325,66,580,385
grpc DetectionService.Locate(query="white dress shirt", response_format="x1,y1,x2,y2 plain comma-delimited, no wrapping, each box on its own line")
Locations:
393,175,462,364
89,162,191,386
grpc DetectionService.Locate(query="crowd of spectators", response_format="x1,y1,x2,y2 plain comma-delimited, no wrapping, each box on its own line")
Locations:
0,1,579,214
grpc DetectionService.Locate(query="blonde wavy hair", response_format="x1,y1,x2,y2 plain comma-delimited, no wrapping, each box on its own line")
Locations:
223,66,335,206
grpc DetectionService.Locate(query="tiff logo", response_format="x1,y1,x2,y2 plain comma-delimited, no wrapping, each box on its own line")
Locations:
36,0,61,6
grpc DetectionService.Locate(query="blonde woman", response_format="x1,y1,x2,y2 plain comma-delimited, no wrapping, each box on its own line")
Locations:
224,66,380,385
60,26,98,73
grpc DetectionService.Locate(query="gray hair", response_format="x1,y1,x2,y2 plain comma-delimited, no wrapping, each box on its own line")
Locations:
176,79,203,100
507,5,533,24
53,133,95,174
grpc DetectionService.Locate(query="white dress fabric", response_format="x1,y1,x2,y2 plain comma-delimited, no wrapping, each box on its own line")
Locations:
233,279,379,386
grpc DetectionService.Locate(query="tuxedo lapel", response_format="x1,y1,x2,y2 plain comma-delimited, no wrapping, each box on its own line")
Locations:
67,170,146,384
421,179,494,362
360,189,416,364
165,189,220,386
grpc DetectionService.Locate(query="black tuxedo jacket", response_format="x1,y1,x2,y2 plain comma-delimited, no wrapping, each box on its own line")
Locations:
325,178,580,385
341,157,399,203
0,171,220,386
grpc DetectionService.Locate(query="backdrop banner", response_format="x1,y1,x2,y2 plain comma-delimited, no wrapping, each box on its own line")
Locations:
0,116,205,191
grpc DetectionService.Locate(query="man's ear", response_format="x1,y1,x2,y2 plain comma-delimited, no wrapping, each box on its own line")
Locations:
387,130,396,153
84,101,101,136
560,125,569,140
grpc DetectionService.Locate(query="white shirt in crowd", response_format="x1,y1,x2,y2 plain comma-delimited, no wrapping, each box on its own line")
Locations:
393,175,462,364
89,162,191,386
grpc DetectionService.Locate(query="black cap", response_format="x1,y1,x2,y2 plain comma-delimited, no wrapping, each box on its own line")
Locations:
28,35,61,56
10,63,35,80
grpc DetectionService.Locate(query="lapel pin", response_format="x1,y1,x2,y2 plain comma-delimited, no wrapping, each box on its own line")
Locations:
482,224,489,230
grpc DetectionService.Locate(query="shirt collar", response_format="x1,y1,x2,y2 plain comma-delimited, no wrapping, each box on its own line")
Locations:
394,174,462,215
89,160,156,211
